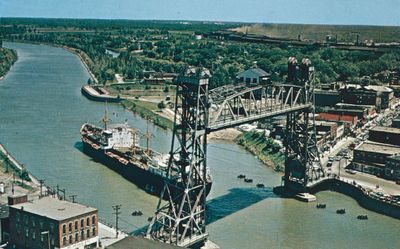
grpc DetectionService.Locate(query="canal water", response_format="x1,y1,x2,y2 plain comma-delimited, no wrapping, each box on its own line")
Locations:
1,42,399,249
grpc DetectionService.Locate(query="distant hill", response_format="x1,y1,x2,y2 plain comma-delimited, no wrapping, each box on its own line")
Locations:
233,23,400,43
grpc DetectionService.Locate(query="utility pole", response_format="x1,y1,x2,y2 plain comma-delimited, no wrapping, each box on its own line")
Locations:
39,179,45,197
69,195,77,203
112,205,122,238
56,185,66,200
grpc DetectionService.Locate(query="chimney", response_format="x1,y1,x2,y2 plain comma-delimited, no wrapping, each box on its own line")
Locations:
8,194,28,206
287,57,298,82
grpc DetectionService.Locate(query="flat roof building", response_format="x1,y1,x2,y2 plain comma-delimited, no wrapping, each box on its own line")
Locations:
369,126,400,146
8,196,98,249
352,142,400,177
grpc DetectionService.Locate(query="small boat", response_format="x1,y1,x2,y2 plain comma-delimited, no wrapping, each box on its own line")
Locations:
237,174,246,179
357,214,368,220
256,183,265,188
244,178,253,183
336,209,346,214
131,210,143,216
316,203,327,209
295,193,317,202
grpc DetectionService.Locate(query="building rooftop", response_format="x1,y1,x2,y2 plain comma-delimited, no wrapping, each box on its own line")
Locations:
315,89,339,94
355,142,400,155
370,126,400,134
10,196,97,221
106,236,183,249
364,85,393,93
237,68,270,77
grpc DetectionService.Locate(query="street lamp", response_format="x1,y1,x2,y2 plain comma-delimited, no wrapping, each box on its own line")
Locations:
41,231,50,249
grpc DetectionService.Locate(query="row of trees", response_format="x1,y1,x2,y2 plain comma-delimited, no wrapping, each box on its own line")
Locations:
2,19,400,88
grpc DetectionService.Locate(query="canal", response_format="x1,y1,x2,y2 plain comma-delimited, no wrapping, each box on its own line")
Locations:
0,42,399,249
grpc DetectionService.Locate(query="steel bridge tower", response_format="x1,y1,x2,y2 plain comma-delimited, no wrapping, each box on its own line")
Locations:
146,67,210,248
284,61,324,191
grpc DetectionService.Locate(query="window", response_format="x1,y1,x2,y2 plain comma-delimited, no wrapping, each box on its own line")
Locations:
92,227,96,236
62,224,66,234
69,235,72,244
25,227,29,237
31,217,35,227
81,219,84,228
81,230,85,240
92,215,96,224
24,214,28,225
69,222,72,232
32,231,36,240
51,238,55,246
16,212,20,222
63,237,67,246
86,217,90,226
75,233,79,242
75,221,78,230
87,229,90,238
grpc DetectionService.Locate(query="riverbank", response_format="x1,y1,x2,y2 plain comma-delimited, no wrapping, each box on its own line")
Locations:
3,39,98,84
235,131,285,172
0,47,18,80
0,142,128,247
309,178,400,219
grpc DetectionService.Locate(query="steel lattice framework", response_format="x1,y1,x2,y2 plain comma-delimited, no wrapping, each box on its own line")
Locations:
147,67,324,247
146,67,210,248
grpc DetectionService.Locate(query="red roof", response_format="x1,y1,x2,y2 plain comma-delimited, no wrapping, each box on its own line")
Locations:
317,113,358,125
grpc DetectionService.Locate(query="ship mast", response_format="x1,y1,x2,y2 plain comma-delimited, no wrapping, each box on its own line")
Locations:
143,121,153,155
102,102,110,130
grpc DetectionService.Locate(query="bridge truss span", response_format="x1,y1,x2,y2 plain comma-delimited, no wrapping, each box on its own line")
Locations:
208,83,313,131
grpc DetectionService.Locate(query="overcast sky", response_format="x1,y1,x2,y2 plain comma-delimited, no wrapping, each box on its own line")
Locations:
1,0,399,26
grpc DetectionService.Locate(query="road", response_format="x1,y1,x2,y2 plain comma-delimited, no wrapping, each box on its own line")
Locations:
320,100,400,197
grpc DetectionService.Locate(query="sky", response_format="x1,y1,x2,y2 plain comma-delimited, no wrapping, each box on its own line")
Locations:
1,0,400,26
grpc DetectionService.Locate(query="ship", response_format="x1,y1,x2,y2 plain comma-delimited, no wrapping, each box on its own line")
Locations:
80,110,212,197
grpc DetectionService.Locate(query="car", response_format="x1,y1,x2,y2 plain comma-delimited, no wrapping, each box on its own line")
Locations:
326,161,333,167
328,156,334,161
345,169,356,174
334,156,341,161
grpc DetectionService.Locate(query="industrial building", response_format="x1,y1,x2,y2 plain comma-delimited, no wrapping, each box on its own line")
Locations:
352,142,400,176
314,90,340,107
8,195,98,249
368,126,400,146
339,84,394,111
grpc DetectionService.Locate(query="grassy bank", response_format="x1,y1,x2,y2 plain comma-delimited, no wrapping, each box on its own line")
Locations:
0,47,18,78
235,131,285,172
121,99,173,130
0,155,34,191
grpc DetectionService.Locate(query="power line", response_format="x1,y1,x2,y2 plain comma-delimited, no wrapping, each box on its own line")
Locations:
112,204,122,238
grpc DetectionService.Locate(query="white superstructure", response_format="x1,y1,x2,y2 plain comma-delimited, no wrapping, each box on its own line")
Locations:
103,124,139,149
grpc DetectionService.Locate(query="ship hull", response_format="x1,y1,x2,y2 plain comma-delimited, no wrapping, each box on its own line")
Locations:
81,140,212,198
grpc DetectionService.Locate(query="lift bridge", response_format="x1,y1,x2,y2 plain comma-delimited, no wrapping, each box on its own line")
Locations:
146,66,325,248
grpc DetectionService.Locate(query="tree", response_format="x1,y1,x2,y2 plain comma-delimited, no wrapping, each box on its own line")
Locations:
157,101,166,109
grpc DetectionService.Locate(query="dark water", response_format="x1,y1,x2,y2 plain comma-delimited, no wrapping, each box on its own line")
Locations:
1,42,399,249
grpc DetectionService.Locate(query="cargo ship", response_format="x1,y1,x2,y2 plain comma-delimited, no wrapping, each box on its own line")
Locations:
80,111,212,197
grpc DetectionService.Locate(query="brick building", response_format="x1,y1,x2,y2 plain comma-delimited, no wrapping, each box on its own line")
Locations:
8,196,98,249
352,142,400,176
